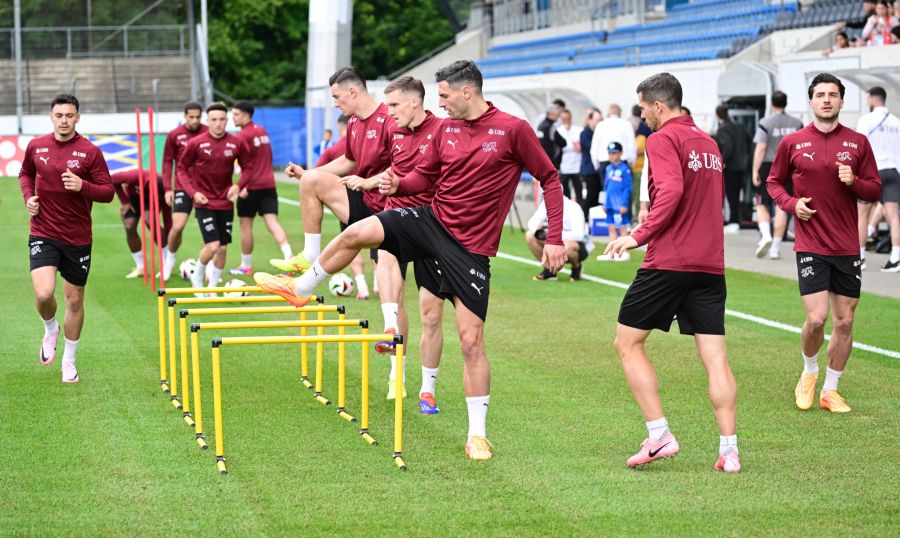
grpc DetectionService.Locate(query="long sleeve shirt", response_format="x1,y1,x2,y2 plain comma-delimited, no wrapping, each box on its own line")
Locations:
767,122,881,256
384,111,442,210
179,132,242,211
162,123,208,191
345,103,393,213
236,121,276,190
19,132,113,245
396,104,564,257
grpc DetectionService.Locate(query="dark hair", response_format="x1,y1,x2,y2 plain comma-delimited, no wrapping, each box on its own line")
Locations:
384,76,425,100
680,105,691,117
836,31,849,40
715,104,730,121
807,73,845,100
552,98,566,109
337,114,348,125
232,99,254,117
868,86,887,102
560,108,572,116
206,101,228,114
328,66,367,91
771,90,788,109
635,72,682,109
51,93,79,112
435,60,483,93
183,100,202,114
631,104,642,117
324,129,333,135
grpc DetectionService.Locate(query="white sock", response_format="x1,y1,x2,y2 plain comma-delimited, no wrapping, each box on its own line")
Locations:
388,354,406,383
822,367,843,393
466,395,490,438
891,246,900,264
303,233,321,261
355,274,369,295
719,434,738,456
193,261,206,288
240,253,252,267
208,265,222,287
42,316,59,335
294,260,330,297
772,236,782,251
802,352,819,375
758,221,771,239
280,243,293,259
165,249,176,266
867,225,875,237
420,366,439,395
646,417,670,441
860,246,866,259
62,337,79,365
381,302,399,332
131,251,144,268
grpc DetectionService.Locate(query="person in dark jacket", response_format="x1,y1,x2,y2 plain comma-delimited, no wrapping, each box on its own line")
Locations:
537,106,567,170
715,104,752,231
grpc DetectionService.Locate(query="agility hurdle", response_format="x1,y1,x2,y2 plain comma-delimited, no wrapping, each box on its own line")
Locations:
162,293,323,420
156,286,264,393
181,307,348,448
209,332,406,474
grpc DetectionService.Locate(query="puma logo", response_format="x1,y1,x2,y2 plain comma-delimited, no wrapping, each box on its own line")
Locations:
802,152,815,161
447,139,458,149
39,156,49,165
202,149,212,156
394,144,403,152
470,282,484,295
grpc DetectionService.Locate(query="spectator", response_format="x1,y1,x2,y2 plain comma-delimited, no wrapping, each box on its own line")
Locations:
313,128,335,163
715,104,752,232
527,196,588,281
557,109,584,203
680,106,692,117
596,141,633,262
579,107,602,219
629,104,643,133
591,104,637,167
822,31,851,55
537,106,567,171
862,0,896,46
837,0,876,33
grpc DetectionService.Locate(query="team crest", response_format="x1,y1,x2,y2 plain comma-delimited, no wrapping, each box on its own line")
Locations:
482,141,497,153
66,159,81,169
836,151,852,162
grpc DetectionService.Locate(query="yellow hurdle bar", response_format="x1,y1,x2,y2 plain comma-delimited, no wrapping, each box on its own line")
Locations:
210,331,405,475
167,305,181,409
162,285,264,295
181,305,335,316
187,313,357,449
393,342,406,471
314,312,329,406
170,295,297,306
179,316,195,427
360,328,376,445
299,311,311,389
336,314,355,422
156,293,169,392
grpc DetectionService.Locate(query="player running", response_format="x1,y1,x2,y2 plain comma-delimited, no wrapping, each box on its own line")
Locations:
767,73,881,414
19,93,114,383
605,73,741,473
111,169,171,278
255,60,567,460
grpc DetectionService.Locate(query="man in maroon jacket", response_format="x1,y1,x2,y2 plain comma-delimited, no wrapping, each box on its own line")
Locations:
19,94,114,383
111,169,171,278
255,60,566,461
179,102,242,294
767,73,881,414
160,101,207,280
605,73,741,473
229,100,292,275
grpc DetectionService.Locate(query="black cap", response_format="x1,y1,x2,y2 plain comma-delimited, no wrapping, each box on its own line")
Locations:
607,141,623,153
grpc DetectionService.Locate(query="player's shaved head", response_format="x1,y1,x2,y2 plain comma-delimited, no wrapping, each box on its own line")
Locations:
329,66,367,92
384,76,425,100
435,60,483,94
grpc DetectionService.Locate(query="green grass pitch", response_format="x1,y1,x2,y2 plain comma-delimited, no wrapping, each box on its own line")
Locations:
0,178,897,534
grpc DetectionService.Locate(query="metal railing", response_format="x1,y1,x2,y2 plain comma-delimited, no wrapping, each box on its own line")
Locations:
478,0,649,37
0,25,190,60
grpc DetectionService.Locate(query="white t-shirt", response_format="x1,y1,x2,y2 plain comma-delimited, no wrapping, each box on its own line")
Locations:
556,123,584,174
528,197,586,242
857,106,900,170
590,115,637,165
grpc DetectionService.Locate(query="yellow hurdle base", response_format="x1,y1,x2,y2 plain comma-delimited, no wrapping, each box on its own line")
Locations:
300,377,313,389
196,434,208,450
182,413,195,427
337,408,356,422
216,457,227,475
360,429,378,446
314,393,331,406
160,380,170,393
393,453,407,471
170,396,182,410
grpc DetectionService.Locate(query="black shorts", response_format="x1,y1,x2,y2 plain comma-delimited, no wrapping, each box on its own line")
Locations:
376,206,491,321
124,192,141,219
237,187,278,217
796,252,861,298
173,189,193,214
755,162,795,206
195,207,233,245
577,241,588,262
880,168,900,204
28,236,92,287
413,258,444,298
618,269,726,335
346,188,375,226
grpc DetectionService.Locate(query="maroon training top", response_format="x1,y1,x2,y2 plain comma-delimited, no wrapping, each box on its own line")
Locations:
385,111,442,210
316,137,346,167
179,131,242,211
396,104,564,257
111,169,164,204
767,122,881,256
236,121,275,190
19,132,114,245
162,123,208,191
345,103,393,213
631,115,725,275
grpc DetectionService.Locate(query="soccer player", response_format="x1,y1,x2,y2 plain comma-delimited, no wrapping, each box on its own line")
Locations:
229,100,293,275
341,76,444,404
605,73,741,472
179,102,243,294
255,60,567,460
596,141,633,261
111,169,171,278
751,91,804,259
161,101,208,280
19,93,114,383
856,86,900,272
767,73,881,413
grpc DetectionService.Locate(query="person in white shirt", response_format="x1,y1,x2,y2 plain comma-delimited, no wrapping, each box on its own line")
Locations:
557,109,584,204
527,196,588,281
590,104,638,167
857,86,900,271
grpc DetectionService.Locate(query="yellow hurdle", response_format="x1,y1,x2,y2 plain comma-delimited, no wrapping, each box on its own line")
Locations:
187,315,360,449
210,333,407,475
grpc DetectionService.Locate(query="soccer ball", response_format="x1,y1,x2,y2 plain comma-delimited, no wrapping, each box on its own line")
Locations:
179,258,198,281
328,273,355,297
223,279,249,298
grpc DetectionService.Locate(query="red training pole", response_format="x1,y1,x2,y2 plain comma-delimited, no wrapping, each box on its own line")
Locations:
136,108,148,285
148,107,165,289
